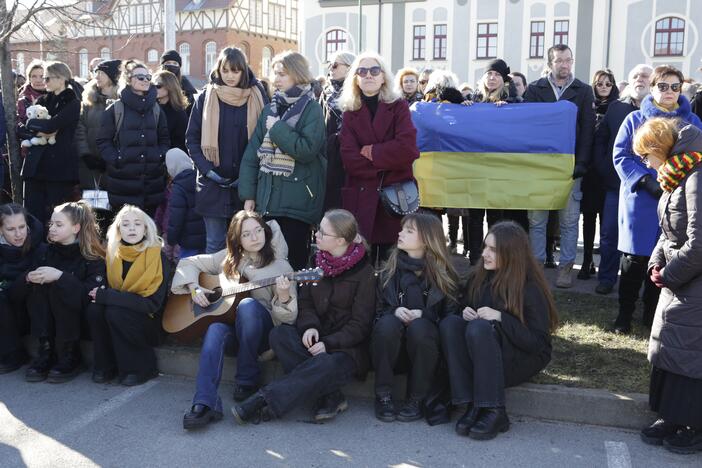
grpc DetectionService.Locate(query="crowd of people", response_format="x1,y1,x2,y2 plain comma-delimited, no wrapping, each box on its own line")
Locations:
0,43,701,453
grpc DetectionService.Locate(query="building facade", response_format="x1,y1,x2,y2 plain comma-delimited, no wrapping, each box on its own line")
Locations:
11,0,299,84
302,0,702,87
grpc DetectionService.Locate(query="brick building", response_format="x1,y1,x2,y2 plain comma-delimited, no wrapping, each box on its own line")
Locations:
10,0,299,85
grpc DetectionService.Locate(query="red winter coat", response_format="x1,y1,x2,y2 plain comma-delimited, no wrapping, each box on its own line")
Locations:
339,99,419,244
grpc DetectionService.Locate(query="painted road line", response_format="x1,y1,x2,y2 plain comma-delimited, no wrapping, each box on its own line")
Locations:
605,441,632,468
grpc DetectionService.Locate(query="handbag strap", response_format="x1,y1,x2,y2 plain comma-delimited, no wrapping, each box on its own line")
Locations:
92,175,102,191
377,171,386,191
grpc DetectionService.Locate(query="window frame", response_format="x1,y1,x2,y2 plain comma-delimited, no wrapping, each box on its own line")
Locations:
325,29,347,63
179,42,191,76
433,24,447,60
529,20,545,58
654,17,685,57
476,22,497,59
553,19,569,45
204,41,217,75
412,24,426,61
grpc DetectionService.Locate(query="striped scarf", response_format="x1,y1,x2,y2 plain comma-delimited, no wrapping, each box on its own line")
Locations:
657,151,702,192
257,85,314,177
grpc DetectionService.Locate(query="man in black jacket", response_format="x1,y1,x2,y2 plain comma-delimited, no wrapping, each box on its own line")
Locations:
523,44,595,288
592,64,652,296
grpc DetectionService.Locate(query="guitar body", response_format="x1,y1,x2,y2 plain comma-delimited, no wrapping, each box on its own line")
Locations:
162,272,248,343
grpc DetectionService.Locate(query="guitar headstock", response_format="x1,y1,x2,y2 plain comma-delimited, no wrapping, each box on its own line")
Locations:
291,267,324,284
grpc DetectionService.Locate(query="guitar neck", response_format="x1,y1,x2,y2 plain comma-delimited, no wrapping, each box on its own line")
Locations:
221,272,298,297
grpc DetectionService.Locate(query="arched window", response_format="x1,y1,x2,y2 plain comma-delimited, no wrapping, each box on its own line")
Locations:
654,17,685,56
79,48,89,78
239,41,251,61
147,49,159,63
16,52,25,75
179,42,191,75
261,46,273,77
325,29,347,62
205,41,217,75
100,47,111,60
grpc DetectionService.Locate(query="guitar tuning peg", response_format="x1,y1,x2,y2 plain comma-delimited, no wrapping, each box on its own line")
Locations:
312,282,318,286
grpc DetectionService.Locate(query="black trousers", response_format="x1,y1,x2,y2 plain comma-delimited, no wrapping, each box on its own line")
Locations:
468,209,503,264
581,211,602,265
448,215,468,245
502,210,529,233
371,315,440,398
86,303,160,379
440,316,507,408
28,284,82,344
269,216,311,270
24,180,75,229
262,324,356,418
618,253,660,321
0,296,27,356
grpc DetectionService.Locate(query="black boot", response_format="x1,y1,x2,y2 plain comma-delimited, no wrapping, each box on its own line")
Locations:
544,237,557,268
455,404,481,436
577,258,593,280
26,338,55,382
231,391,267,425
47,341,83,383
183,404,223,430
0,349,29,374
469,407,510,440
374,393,396,422
397,396,423,422
640,419,681,446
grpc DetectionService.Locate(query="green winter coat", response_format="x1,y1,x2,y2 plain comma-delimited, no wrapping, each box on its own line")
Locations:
238,100,327,225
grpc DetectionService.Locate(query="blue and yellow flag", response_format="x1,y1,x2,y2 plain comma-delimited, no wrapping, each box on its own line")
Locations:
411,101,577,210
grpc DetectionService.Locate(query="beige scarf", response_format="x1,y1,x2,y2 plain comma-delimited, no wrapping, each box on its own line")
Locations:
201,84,265,166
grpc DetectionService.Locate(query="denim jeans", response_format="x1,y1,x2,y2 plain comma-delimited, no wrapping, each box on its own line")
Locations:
528,178,582,265
260,324,356,418
439,316,506,408
203,217,229,254
192,298,274,412
597,190,621,287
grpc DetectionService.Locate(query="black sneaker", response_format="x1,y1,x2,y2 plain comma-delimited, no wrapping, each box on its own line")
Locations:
314,390,349,421
233,383,258,402
641,419,680,446
374,393,395,422
397,397,423,422
663,427,702,455
183,404,223,430
231,391,267,425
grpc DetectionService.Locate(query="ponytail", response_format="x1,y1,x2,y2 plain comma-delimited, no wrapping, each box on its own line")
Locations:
53,201,105,260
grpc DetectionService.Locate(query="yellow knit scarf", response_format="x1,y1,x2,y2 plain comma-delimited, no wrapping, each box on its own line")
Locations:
107,243,163,297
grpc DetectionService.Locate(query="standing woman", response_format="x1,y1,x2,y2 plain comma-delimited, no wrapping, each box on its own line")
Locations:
96,60,170,216
339,52,419,263
0,204,44,373
153,70,189,152
372,212,459,422
440,221,558,440
632,120,702,454
21,61,81,227
579,69,619,282
320,50,355,211
232,209,376,424
187,47,267,254
172,211,296,429
396,67,423,104
239,51,326,270
16,60,46,126
18,202,106,383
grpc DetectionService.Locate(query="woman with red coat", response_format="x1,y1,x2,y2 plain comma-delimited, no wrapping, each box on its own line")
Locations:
339,52,419,263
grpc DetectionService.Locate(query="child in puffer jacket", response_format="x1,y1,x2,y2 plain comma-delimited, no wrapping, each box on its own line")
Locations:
165,149,206,258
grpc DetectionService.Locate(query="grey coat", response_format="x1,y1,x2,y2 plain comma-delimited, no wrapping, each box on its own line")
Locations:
648,125,702,379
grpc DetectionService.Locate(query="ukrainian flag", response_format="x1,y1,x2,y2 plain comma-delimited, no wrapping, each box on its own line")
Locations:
411,100,577,210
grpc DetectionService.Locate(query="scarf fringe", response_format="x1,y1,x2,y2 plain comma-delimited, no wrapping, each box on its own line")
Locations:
657,151,702,192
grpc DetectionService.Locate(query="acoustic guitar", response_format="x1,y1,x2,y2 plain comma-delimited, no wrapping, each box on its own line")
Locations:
162,268,324,343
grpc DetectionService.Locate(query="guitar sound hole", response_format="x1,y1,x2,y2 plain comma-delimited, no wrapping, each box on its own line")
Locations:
206,287,222,302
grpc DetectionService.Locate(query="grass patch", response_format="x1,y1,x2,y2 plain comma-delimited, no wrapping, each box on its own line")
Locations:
533,290,650,394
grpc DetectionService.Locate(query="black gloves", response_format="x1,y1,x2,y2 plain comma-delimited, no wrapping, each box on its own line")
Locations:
206,170,238,188
637,175,663,198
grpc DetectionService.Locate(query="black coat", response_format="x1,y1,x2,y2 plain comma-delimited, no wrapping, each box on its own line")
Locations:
592,97,639,191
167,169,206,251
295,257,376,378
319,80,345,211
96,86,170,210
160,102,188,152
22,88,80,182
524,77,596,176
462,276,552,387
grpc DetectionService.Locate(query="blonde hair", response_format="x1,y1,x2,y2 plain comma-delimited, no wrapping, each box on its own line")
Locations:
106,205,162,260
53,201,105,260
44,61,72,85
153,70,188,111
340,52,399,112
395,67,419,94
478,72,509,103
633,117,680,163
271,51,314,86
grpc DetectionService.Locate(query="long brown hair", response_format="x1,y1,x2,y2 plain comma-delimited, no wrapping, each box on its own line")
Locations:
467,221,558,332
153,70,188,111
380,212,458,301
53,201,105,260
222,210,275,279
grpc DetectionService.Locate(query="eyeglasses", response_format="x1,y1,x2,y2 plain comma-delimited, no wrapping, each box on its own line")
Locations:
596,82,613,88
356,66,382,77
317,228,340,239
131,74,152,82
656,82,682,93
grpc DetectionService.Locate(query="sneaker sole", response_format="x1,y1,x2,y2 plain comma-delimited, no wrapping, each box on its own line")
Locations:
640,433,664,446
47,368,84,384
183,411,223,430
231,406,248,425
375,413,396,423
468,422,510,440
396,414,424,422
663,443,702,455
25,373,49,383
314,400,349,421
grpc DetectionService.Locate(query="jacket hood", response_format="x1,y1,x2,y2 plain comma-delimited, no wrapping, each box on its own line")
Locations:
671,124,702,155
641,94,692,120
166,149,193,178
81,80,118,107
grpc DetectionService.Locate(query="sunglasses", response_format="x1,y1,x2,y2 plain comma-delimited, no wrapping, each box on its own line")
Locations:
131,74,152,82
656,82,682,93
596,82,612,88
154,83,163,89
640,154,649,166
419,80,428,85
356,66,382,77
330,62,347,70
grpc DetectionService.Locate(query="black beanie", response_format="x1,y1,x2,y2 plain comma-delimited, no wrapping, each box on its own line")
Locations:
96,59,121,85
486,59,511,82
160,49,182,67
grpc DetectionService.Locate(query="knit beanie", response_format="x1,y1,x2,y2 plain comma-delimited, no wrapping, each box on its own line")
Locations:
486,59,511,82
160,50,182,67
95,59,122,85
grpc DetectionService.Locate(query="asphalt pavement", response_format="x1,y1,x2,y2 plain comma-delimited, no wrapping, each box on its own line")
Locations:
1,372,699,468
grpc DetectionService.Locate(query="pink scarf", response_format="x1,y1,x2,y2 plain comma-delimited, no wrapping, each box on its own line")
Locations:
315,243,366,277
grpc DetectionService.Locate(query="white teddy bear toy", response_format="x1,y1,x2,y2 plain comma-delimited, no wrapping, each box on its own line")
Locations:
21,105,56,148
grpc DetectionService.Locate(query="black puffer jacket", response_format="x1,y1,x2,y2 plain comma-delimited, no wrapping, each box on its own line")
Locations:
167,169,206,251
96,86,170,210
